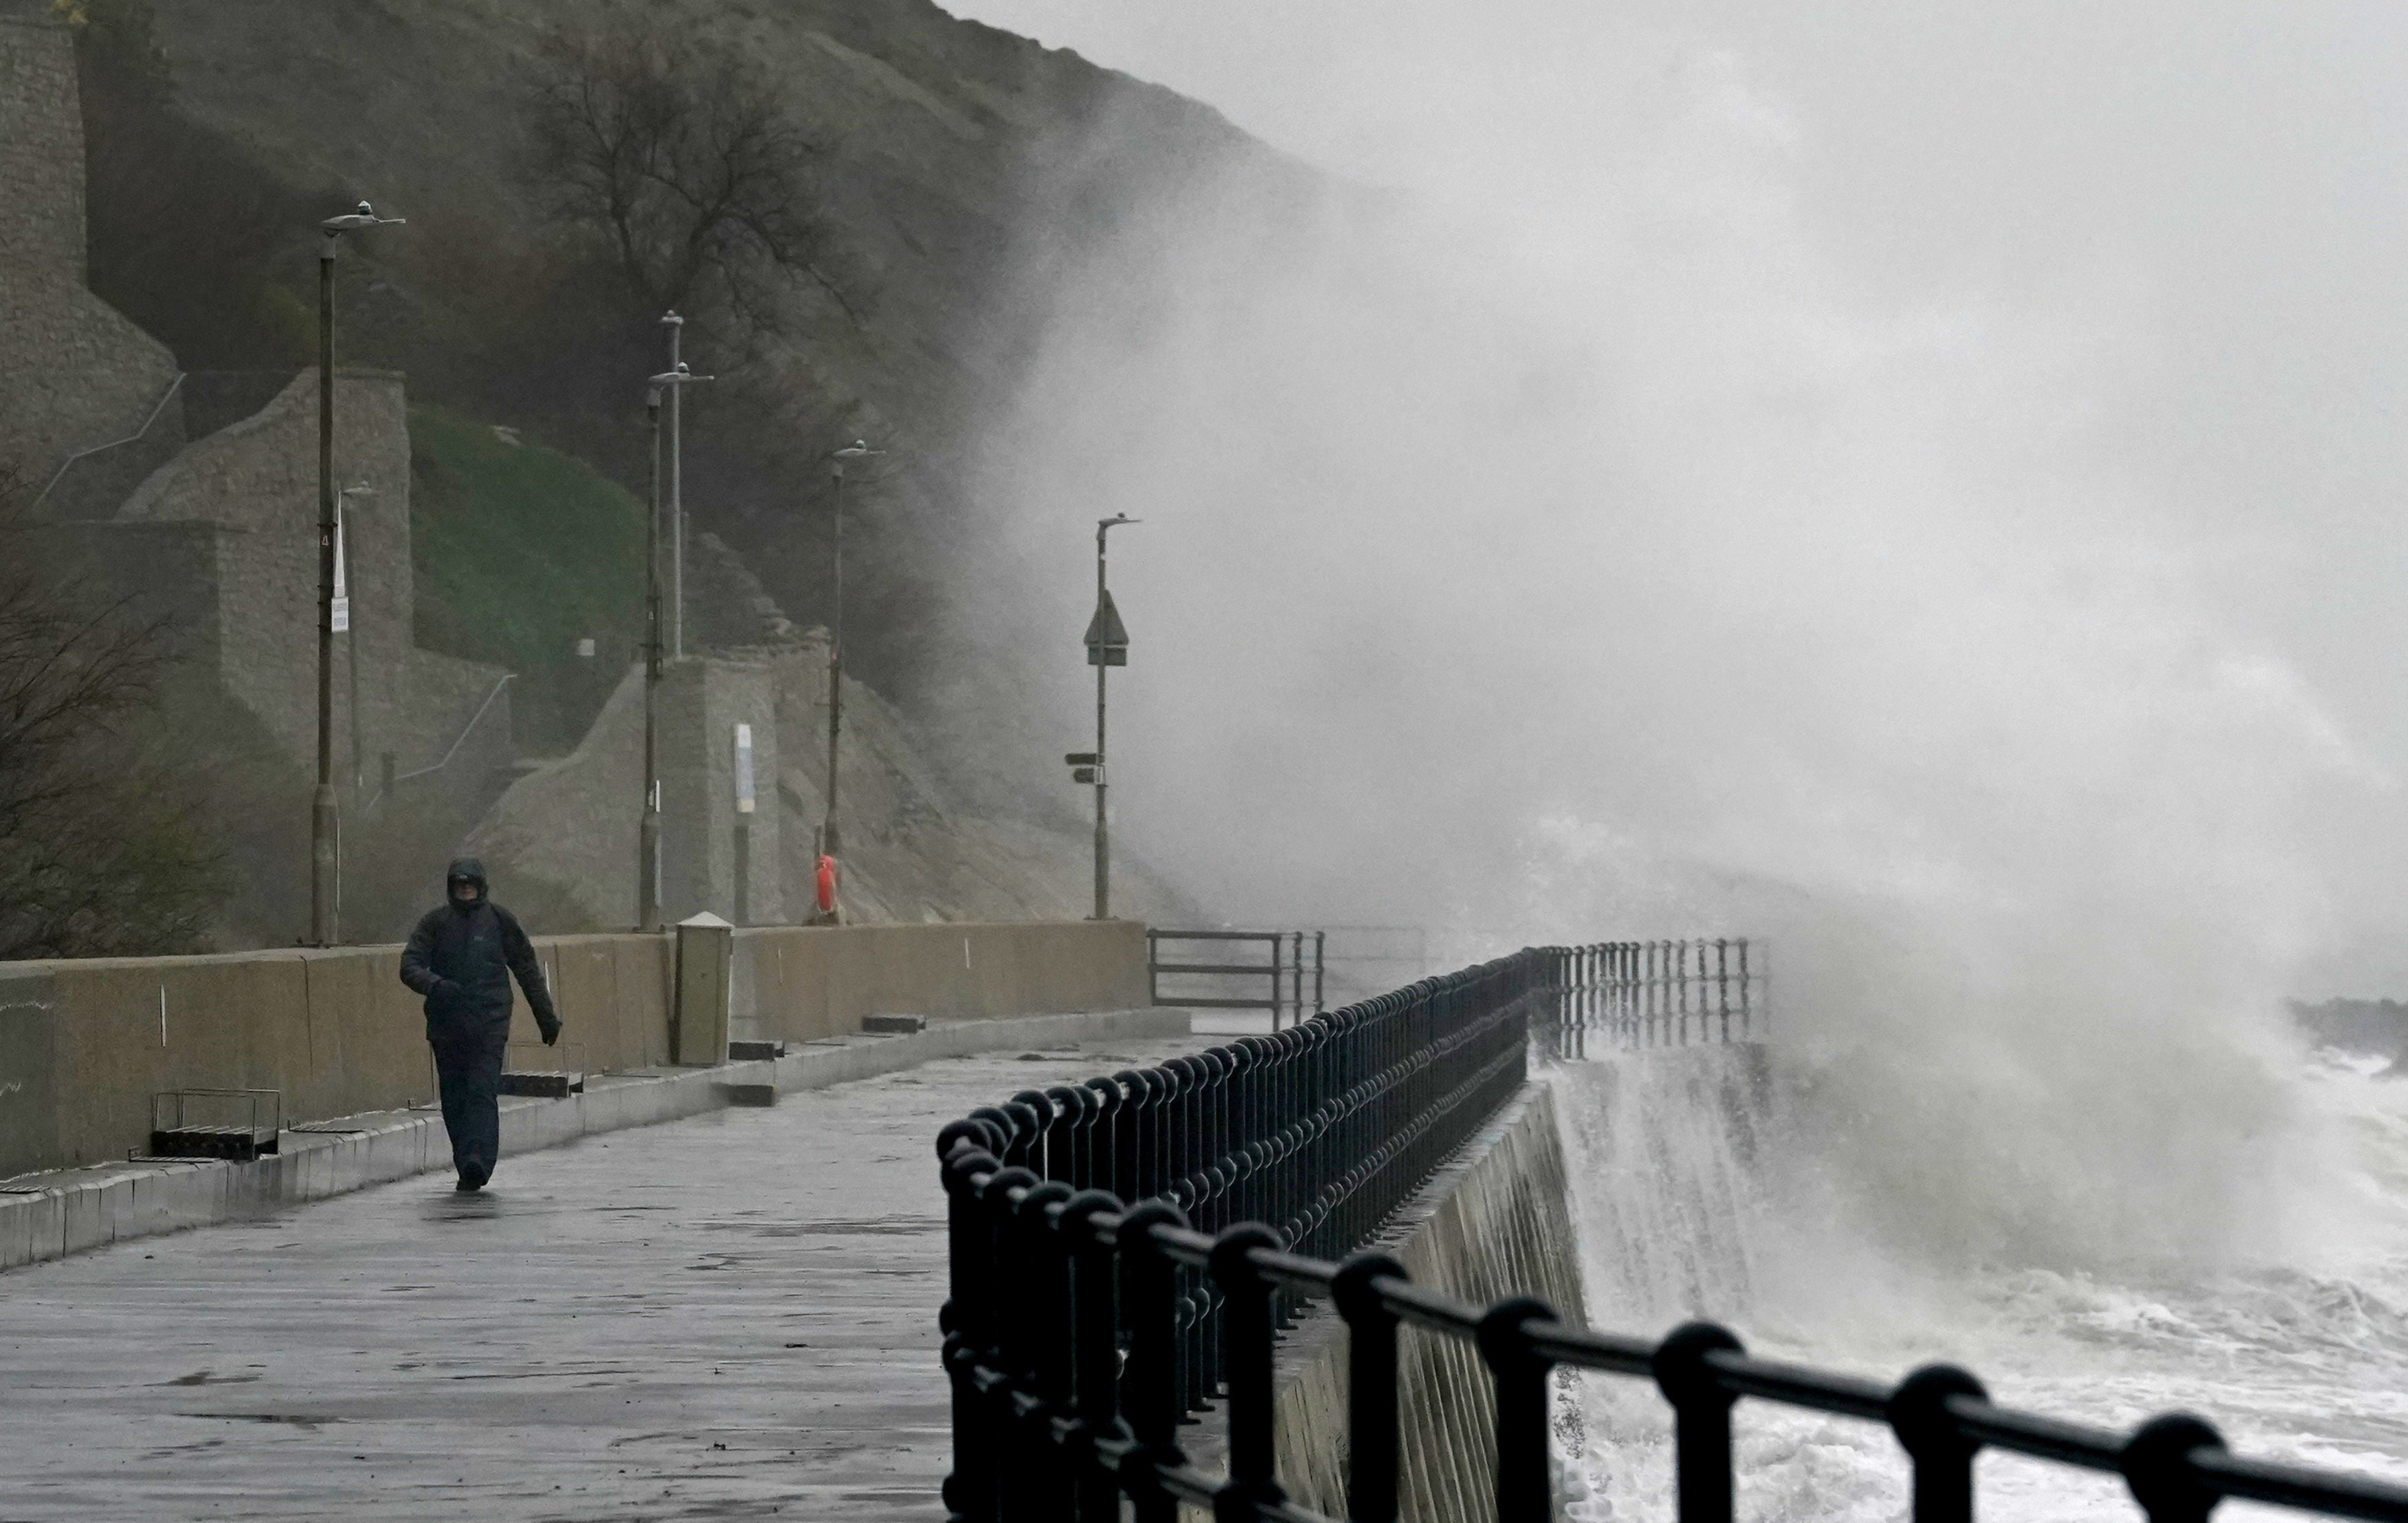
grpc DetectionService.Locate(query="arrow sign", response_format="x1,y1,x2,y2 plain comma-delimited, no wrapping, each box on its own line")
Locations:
1084,588,1129,667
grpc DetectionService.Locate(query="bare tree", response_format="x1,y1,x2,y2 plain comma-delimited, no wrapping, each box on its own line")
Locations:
0,471,226,957
524,25,855,329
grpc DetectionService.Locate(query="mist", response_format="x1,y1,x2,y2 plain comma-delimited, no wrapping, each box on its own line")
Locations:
933,3,2408,1272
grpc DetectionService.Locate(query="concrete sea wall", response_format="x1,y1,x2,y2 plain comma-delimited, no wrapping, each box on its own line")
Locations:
1186,1082,1587,1523
0,918,1148,1180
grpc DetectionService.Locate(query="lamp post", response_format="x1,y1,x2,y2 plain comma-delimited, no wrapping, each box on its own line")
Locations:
817,440,882,920
314,200,402,947
639,363,713,932
1075,514,1137,919
337,482,374,795
662,310,687,660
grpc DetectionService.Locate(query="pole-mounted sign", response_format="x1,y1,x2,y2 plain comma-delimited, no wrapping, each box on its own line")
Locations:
1082,514,1139,919
1084,589,1129,667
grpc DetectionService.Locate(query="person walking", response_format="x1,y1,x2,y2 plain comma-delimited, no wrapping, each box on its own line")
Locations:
398,858,562,1191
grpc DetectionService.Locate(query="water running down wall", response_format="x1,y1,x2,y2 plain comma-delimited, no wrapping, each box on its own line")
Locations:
1551,1043,2408,1523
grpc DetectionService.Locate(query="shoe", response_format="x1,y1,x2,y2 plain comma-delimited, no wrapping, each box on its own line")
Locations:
455,1177,482,1192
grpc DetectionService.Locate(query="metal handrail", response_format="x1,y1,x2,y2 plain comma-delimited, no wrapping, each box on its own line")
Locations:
366,672,515,809
1148,927,1327,1027
28,372,186,512
934,944,2408,1523
1534,937,1770,1058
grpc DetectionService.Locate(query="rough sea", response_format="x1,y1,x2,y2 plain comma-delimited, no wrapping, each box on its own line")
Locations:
1554,1045,2408,1523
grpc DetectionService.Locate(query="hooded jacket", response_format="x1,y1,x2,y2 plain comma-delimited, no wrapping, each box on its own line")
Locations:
399,858,561,1041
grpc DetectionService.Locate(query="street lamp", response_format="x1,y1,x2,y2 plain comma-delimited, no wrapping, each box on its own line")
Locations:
1073,513,1138,919
639,363,713,932
816,440,883,924
314,200,403,948
336,482,374,795
661,310,688,660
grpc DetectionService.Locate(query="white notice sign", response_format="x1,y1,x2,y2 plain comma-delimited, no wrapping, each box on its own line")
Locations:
331,505,350,633
734,723,755,813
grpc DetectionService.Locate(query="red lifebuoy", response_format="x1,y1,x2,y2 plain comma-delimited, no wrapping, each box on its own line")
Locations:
815,854,839,915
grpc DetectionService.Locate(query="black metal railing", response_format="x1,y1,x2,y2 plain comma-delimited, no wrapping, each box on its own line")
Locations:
1534,938,1769,1058
934,944,2408,1523
1148,928,1328,1028
938,952,1534,1515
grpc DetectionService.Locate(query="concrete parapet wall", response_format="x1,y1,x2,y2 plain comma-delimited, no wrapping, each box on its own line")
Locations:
729,919,1151,1041
0,1005,1187,1273
1187,1083,1585,1523
0,919,1150,1180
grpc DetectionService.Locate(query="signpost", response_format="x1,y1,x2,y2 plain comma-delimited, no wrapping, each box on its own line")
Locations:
733,722,755,926
1077,515,1138,919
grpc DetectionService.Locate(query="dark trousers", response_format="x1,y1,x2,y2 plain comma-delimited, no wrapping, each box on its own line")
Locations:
429,1028,509,1183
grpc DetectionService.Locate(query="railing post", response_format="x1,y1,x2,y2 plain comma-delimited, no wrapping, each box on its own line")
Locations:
1737,938,1752,1037
1016,1179,1077,1517
1043,1084,1086,1187
976,1164,1040,1522
1653,1321,1744,1523
2122,1414,2228,1523
1007,1089,1051,1172
1058,1190,1126,1523
1676,939,1691,1045
1109,1072,1144,1202
1713,938,1730,1043
937,1135,1000,1523
1476,1296,1560,1523
1083,1076,1122,1193
1888,1363,1987,1523
1116,1201,1192,1523
1333,1250,1409,1523
1209,1223,1289,1516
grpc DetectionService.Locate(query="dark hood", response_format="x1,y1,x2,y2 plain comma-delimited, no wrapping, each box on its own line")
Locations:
446,857,489,910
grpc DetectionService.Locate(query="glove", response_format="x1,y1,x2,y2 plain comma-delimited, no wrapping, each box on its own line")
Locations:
540,1020,562,1047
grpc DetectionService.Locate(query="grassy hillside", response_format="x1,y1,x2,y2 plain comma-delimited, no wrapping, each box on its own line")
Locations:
408,406,645,751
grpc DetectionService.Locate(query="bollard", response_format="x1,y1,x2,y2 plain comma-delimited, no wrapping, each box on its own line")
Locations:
671,912,733,1065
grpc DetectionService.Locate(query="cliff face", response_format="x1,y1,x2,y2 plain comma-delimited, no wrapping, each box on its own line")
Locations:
111,0,1282,925
462,639,1187,933
122,0,1284,695
2,0,1281,937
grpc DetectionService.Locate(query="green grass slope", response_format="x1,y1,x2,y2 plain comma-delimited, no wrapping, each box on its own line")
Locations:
409,406,645,752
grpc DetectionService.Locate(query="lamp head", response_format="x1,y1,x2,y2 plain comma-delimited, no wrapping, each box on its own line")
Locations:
321,200,405,233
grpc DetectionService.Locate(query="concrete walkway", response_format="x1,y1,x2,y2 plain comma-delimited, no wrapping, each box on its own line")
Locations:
0,1032,1214,1520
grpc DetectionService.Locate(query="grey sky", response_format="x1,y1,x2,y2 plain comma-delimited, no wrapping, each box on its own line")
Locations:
953,0,2408,761
939,3,2408,1005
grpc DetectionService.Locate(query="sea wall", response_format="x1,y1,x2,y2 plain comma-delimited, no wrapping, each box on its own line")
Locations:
0,917,1150,1180
1185,1082,1587,1523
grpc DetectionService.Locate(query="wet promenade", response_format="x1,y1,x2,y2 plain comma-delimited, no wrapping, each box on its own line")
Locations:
0,1034,1212,1521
